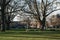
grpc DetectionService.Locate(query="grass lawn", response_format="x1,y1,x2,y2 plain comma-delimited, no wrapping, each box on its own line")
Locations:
0,30,60,40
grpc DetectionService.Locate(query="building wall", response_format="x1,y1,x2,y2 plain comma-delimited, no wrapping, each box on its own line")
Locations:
47,15,60,27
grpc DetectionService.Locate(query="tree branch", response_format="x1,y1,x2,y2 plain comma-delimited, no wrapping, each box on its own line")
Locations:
5,0,12,6
46,9,60,17
6,9,37,16
46,0,56,7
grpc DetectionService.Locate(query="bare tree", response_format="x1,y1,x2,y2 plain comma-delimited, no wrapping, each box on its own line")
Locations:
1,0,59,31
24,0,60,30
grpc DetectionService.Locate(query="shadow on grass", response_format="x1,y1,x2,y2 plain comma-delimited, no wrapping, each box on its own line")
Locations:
9,35,60,40
0,30,60,40
0,31,60,36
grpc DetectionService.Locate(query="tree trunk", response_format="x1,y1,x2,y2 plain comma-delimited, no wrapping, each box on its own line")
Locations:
1,0,6,32
6,16,10,30
41,6,46,30
41,17,46,30
6,6,10,30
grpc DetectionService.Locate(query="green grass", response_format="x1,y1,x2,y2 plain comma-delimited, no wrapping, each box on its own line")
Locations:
0,30,60,40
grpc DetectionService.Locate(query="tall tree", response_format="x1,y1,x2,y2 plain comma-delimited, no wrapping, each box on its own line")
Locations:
0,0,12,31
24,0,60,30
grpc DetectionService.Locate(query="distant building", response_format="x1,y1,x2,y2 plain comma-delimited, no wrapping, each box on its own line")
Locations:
47,14,60,28
11,14,41,29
